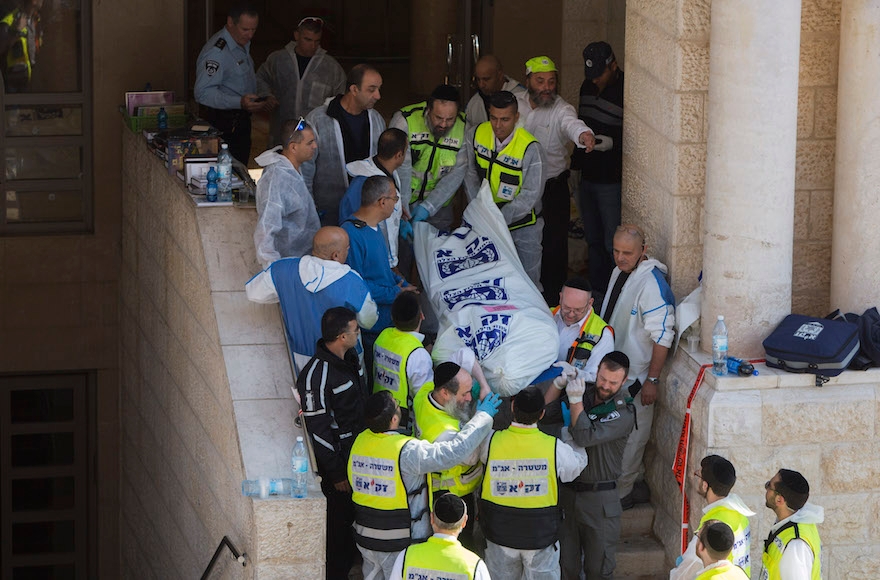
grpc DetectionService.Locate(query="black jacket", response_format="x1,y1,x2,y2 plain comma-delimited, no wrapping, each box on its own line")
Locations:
296,339,368,484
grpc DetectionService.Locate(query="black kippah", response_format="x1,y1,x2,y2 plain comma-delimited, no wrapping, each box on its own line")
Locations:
564,276,592,292
434,362,461,388
364,392,389,421
514,386,545,414
392,292,420,324
702,455,736,488
704,521,734,553
431,84,460,104
605,350,630,369
434,493,466,524
779,469,810,494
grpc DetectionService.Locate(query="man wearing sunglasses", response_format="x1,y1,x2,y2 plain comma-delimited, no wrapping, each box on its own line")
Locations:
761,469,823,580
253,117,320,269
256,16,346,149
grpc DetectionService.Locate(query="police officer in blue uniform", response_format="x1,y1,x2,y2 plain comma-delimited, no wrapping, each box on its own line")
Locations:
194,1,272,164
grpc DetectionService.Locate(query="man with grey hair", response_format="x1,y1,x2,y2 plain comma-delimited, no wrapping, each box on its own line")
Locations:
256,16,346,148
342,175,418,368
252,117,320,268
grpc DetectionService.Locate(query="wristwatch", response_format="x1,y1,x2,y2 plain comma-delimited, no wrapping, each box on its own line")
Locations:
647,377,660,385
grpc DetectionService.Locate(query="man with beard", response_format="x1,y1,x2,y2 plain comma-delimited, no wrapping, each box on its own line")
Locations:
670,455,755,580
304,64,386,225
390,84,468,230
518,56,595,305
412,362,485,551
256,16,346,148
465,55,528,133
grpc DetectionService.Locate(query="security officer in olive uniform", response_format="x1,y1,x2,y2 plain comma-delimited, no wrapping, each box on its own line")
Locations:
464,90,546,287
194,1,271,164
390,84,469,231
559,351,636,580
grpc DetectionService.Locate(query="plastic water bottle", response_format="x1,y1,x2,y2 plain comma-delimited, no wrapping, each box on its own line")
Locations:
712,315,728,376
727,356,758,376
242,477,293,499
217,143,233,202
157,107,168,130
206,166,218,202
291,436,309,498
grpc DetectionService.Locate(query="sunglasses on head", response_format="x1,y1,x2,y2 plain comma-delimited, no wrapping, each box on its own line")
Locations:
298,16,323,28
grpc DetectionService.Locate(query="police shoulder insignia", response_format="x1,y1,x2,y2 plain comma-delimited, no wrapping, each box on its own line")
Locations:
205,60,220,77
214,37,227,50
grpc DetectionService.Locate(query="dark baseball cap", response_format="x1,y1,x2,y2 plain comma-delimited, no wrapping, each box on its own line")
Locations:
583,41,615,80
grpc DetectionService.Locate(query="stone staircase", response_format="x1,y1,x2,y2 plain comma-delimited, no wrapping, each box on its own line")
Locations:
616,503,670,580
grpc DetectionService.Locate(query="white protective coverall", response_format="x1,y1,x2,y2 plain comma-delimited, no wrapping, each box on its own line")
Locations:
253,147,321,269
256,43,346,148
464,76,529,133
343,157,403,267
302,102,386,226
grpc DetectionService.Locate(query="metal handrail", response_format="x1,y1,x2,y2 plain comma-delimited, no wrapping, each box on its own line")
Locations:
200,536,246,580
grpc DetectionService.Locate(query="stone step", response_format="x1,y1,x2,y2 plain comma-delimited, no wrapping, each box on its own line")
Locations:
621,502,655,536
616,531,669,577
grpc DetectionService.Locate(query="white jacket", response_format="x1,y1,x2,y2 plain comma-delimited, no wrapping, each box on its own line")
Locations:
464,77,528,133
600,257,676,385
517,93,592,180
253,147,321,269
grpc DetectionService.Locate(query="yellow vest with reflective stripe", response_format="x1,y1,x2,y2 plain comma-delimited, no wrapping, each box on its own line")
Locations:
700,504,752,577
473,123,539,224
402,535,482,580
479,425,560,549
348,430,413,551
373,327,424,409
695,562,750,580
401,102,466,205
552,307,612,370
1,10,31,82
760,522,821,580
413,385,483,496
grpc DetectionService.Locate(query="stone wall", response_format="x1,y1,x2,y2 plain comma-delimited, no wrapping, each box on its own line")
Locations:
650,349,880,579
793,0,841,316
621,0,709,299
120,129,325,579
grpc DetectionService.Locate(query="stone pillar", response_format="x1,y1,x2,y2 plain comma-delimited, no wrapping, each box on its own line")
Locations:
700,0,802,357
409,0,458,98
830,1,880,313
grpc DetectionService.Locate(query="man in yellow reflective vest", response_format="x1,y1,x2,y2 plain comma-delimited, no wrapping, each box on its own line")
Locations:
464,89,546,287
372,292,431,434
390,84,469,231
760,469,823,580
390,493,490,580
349,389,501,580
671,455,755,579
479,386,587,579
694,522,749,579
0,0,42,93
413,361,490,551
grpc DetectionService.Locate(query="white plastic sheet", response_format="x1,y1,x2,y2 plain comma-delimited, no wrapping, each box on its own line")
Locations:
414,181,559,396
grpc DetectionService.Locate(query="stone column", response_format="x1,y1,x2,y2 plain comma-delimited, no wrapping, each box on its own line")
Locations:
700,0,802,356
830,1,880,313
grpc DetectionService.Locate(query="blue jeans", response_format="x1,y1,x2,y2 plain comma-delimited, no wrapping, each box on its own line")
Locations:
576,180,621,293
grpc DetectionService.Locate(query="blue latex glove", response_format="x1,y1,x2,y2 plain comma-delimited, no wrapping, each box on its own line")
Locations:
471,379,481,399
476,392,502,417
398,219,413,241
411,205,430,223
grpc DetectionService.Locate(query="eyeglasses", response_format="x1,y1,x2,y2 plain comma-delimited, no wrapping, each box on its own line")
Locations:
298,16,324,28
764,480,779,493
616,225,646,244
694,470,703,480
559,303,589,316
380,195,400,203
284,117,309,147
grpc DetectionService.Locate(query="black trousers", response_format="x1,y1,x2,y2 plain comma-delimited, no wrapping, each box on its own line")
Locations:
321,478,357,580
540,171,571,305
200,105,252,165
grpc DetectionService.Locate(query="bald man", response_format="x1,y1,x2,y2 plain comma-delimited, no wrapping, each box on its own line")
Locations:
465,55,529,133
246,226,378,373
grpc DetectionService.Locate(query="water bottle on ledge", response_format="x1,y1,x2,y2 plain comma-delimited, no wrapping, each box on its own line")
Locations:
157,107,168,130
712,315,728,376
727,356,758,376
291,436,309,498
217,143,233,202
242,477,293,499
206,166,218,202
